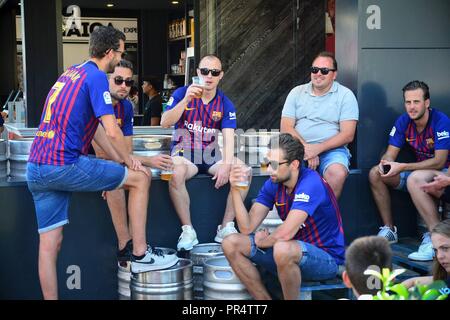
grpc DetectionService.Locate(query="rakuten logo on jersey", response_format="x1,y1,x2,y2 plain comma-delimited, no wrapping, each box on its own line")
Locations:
437,130,449,140
184,120,217,134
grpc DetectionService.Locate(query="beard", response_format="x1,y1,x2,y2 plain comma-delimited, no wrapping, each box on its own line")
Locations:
271,172,291,184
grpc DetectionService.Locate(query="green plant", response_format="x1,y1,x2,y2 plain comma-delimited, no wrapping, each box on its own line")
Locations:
363,268,448,300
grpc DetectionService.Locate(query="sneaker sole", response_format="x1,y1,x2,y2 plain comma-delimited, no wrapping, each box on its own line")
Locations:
407,255,433,262
177,238,199,251
131,257,179,273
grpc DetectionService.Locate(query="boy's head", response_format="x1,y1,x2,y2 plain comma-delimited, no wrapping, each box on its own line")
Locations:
343,236,392,297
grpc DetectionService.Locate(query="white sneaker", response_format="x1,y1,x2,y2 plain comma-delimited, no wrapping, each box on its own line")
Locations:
131,246,179,273
408,233,434,261
177,225,199,251
377,225,398,244
214,222,238,243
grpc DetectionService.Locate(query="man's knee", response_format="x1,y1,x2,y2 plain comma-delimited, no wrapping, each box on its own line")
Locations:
324,164,348,184
222,234,245,257
273,241,301,266
169,165,188,189
40,231,63,253
406,170,431,191
369,165,382,184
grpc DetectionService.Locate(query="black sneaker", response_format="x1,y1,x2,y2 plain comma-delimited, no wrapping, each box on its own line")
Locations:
117,239,133,262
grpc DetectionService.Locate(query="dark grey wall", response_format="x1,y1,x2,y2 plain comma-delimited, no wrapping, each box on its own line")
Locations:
337,0,450,169
199,0,325,130
23,0,64,127
0,6,18,106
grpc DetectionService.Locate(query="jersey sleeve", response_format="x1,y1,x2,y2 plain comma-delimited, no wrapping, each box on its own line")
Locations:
165,87,187,111
434,113,450,150
290,173,326,217
87,71,115,118
122,100,134,136
221,95,237,129
388,114,407,148
255,179,276,209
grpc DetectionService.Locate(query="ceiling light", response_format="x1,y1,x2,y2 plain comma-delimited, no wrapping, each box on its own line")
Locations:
171,1,179,4
106,3,114,7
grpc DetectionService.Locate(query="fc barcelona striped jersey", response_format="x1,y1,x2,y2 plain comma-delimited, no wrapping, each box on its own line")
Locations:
165,86,237,152
388,108,450,167
255,168,345,265
29,61,114,165
113,99,134,136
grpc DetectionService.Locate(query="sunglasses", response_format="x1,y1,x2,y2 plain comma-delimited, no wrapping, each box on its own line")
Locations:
262,158,290,170
310,66,336,75
114,76,134,87
199,68,222,77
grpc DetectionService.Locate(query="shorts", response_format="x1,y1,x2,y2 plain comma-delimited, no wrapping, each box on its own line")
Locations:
318,146,351,176
172,148,222,174
27,156,128,233
248,234,338,281
395,168,448,192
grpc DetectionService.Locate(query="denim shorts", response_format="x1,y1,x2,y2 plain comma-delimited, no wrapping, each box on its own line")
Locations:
27,156,128,233
395,168,448,192
318,146,351,176
248,234,338,281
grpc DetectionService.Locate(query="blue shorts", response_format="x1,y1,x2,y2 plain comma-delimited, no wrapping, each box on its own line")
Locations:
172,148,222,174
27,156,128,233
248,234,338,281
395,168,448,192
318,146,351,176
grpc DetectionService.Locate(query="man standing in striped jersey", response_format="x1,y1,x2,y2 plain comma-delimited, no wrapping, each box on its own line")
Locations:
26,26,178,300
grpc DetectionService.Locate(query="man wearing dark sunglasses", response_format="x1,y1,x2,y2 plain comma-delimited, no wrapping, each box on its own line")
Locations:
161,54,247,251
26,27,178,299
93,60,175,265
223,133,345,300
281,51,358,199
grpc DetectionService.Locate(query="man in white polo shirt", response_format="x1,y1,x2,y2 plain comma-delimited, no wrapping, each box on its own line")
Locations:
280,51,359,199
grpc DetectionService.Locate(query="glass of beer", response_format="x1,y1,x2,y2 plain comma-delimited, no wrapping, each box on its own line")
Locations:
235,166,252,190
160,169,173,181
260,157,269,173
192,76,204,98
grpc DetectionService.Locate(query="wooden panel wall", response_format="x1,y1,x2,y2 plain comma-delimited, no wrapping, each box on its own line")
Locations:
199,0,325,129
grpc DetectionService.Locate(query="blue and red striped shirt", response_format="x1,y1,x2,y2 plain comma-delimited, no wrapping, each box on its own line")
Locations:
255,168,345,265
389,108,450,167
166,86,237,153
29,61,114,165
113,99,134,136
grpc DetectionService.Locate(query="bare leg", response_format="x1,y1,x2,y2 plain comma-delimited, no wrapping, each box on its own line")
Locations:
106,189,131,250
168,157,198,226
407,170,443,231
122,170,151,256
273,240,302,300
369,165,401,227
323,163,348,199
39,226,64,300
222,234,271,300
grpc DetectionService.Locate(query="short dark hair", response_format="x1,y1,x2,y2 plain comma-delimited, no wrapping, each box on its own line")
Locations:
345,236,392,296
89,26,126,59
115,59,134,73
313,51,337,70
402,80,430,101
142,75,161,91
268,133,304,164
